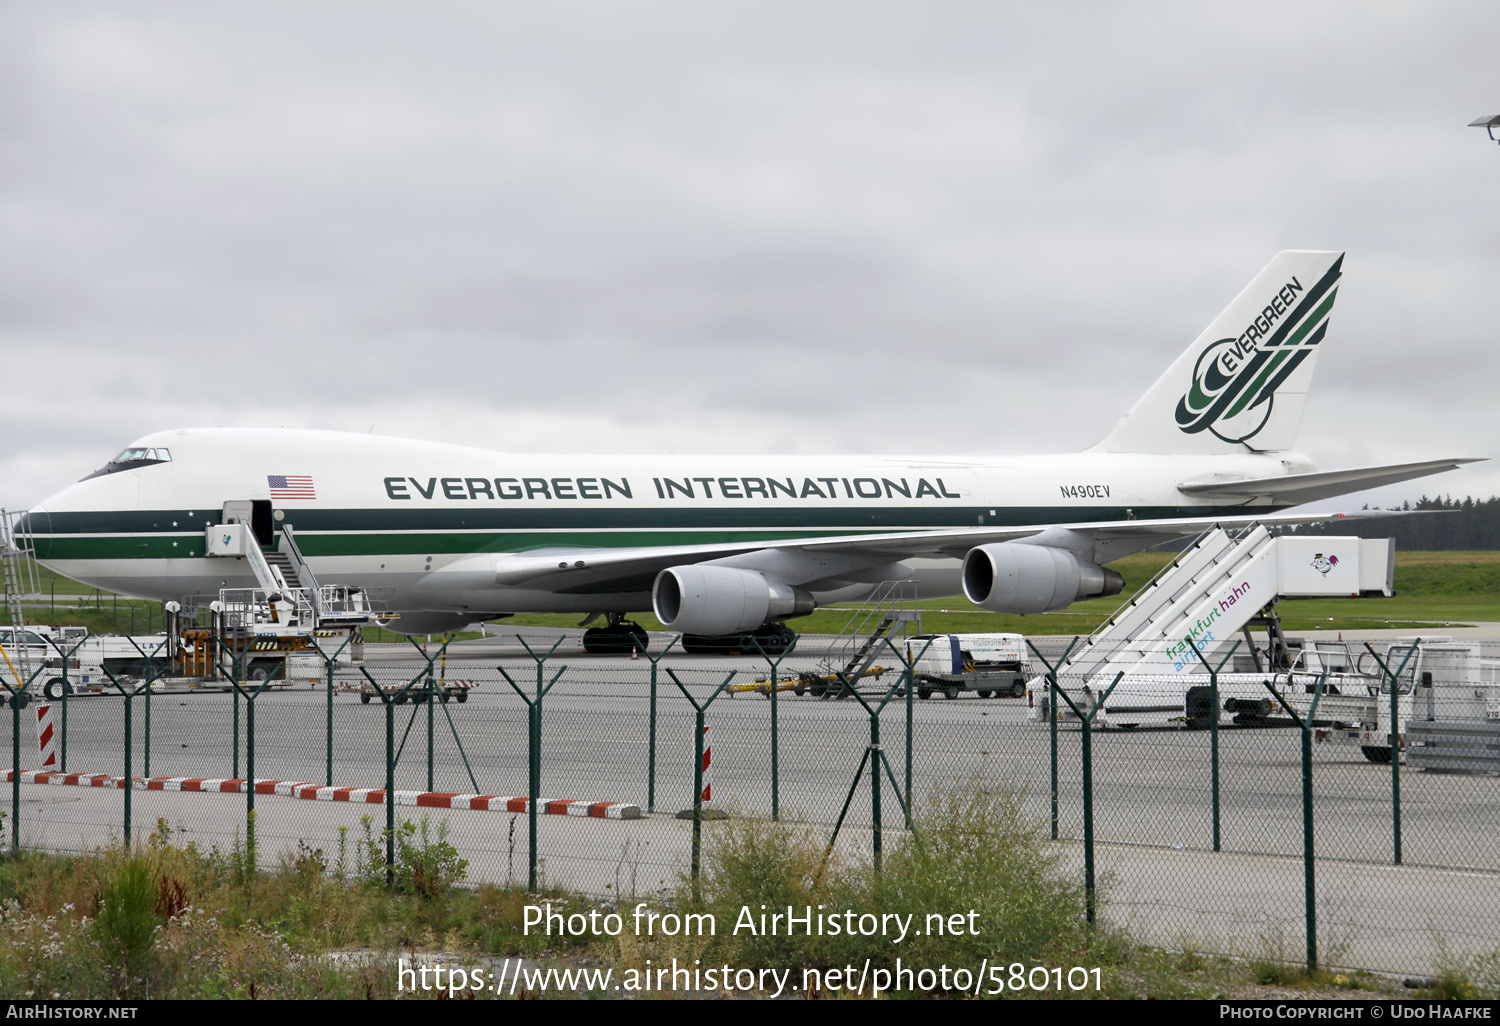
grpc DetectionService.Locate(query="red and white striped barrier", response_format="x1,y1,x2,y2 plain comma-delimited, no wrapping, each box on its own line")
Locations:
35,704,57,771
700,723,712,804
1,770,640,819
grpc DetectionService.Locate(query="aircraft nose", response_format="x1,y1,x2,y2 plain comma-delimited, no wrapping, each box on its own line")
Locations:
11,508,51,558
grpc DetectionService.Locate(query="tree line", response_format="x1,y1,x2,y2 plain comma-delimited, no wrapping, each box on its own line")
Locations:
1282,495,1500,550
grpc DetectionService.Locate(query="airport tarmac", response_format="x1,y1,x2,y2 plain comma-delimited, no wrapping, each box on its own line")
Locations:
5,627,1498,976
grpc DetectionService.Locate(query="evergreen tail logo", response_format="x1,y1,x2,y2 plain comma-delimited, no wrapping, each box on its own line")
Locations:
1175,255,1343,443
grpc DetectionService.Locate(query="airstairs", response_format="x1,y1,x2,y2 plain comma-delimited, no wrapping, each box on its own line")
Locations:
819,580,923,695
206,522,387,630
1036,523,1394,728
0,509,41,685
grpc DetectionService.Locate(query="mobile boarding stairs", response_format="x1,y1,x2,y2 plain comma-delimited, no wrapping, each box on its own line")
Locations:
203,521,387,632
1030,524,1399,736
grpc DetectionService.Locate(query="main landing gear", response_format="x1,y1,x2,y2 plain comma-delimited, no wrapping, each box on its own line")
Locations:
680,622,796,656
581,614,650,654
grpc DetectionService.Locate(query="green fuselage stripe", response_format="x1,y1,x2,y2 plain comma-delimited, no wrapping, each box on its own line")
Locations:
27,503,1274,562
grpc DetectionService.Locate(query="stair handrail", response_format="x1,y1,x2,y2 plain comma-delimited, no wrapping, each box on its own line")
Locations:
278,525,327,621
1084,523,1229,644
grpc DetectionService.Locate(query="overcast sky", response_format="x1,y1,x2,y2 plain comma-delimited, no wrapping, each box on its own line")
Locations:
3,2,1497,511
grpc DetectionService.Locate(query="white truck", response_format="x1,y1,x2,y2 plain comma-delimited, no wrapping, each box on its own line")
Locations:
1,623,357,698
0,625,113,700
1034,637,1500,767
909,632,1031,700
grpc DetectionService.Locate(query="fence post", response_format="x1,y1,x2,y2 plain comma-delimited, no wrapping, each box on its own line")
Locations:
2,633,68,849
750,635,799,821
60,650,67,773
44,637,87,774
232,661,240,780
1026,637,1079,841
6,682,18,853
870,707,883,873
1188,638,1240,852
405,636,454,794
354,664,427,885
817,638,931,879
212,637,281,870
143,660,152,779
499,636,567,891
904,641,914,830
641,637,679,814
1050,672,1124,926
313,633,353,787
1364,640,1419,866
98,656,161,851
664,669,737,899
1265,672,1327,973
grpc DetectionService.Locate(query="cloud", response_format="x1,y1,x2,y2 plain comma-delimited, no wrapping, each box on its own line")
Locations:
2,2,1497,511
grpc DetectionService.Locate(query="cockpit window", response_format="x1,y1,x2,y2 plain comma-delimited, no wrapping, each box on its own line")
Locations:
112,447,170,463
80,446,172,481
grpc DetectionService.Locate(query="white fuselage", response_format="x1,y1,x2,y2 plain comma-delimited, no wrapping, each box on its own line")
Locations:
23,428,1305,617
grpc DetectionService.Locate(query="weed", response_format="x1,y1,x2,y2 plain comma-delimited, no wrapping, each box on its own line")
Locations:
1250,960,1301,986
1429,937,1500,999
148,819,172,849
392,817,467,899
93,860,160,994
355,815,386,886
677,785,1101,992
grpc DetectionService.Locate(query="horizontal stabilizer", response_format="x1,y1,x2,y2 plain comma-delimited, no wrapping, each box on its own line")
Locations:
1176,458,1483,505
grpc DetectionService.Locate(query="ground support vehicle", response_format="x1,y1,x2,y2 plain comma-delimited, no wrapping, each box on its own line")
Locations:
0,626,110,699
917,670,1028,700
351,678,477,704
730,666,889,699
1035,637,1500,768
909,632,1030,699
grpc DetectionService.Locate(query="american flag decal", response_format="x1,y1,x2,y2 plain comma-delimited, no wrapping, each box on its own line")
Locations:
268,475,316,500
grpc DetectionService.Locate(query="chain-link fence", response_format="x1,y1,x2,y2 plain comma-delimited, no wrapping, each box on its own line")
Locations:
3,631,1498,977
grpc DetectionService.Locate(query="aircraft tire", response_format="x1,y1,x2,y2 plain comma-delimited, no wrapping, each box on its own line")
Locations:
585,623,651,654
1184,686,1214,731
360,693,371,704
456,692,467,703
44,678,70,700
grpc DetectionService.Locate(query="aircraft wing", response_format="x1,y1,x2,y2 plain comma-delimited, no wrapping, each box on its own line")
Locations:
1175,458,1480,505
489,507,1397,593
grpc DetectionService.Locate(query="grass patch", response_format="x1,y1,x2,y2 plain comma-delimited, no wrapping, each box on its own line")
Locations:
13,551,1500,643
0,816,561,999
805,551,1500,636
0,805,1417,1000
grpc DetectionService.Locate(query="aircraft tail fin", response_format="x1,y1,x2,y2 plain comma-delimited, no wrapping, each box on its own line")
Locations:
1091,250,1345,455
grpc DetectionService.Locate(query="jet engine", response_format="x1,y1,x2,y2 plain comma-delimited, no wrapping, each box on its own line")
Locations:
961,543,1123,614
653,565,815,635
